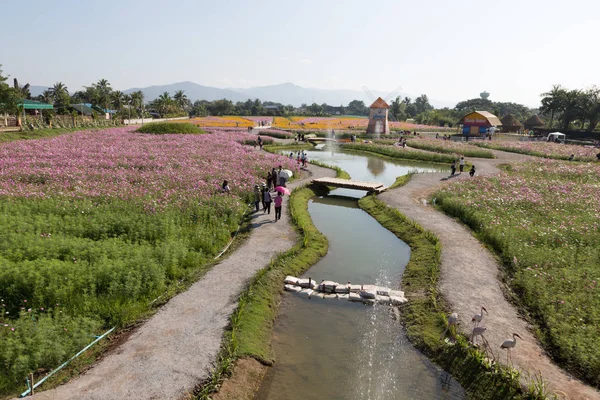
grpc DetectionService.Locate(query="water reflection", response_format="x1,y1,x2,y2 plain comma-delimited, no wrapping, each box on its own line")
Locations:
367,156,385,176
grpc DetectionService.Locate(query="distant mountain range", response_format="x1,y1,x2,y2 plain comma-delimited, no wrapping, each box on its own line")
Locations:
30,82,455,108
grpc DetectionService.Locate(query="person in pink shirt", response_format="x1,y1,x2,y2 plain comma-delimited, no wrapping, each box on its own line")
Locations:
274,192,283,221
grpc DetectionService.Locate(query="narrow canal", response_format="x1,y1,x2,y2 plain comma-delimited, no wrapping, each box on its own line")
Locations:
256,147,464,399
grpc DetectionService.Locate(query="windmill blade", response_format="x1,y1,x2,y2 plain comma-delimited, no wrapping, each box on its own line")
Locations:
362,85,376,102
386,87,404,124
384,86,403,103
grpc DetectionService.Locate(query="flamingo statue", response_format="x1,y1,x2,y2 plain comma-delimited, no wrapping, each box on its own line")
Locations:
472,306,488,327
501,333,523,365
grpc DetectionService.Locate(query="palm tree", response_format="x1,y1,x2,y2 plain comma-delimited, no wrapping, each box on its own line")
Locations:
173,90,189,111
112,91,125,115
540,85,565,129
49,82,69,99
49,82,70,113
40,89,53,104
130,90,145,118
94,79,112,115
583,87,600,132
559,89,585,130
13,78,31,99
154,92,172,117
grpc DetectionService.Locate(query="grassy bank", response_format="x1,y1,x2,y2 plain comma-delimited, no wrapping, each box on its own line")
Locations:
0,126,112,144
196,185,329,399
407,139,496,159
434,160,600,388
358,194,545,399
471,141,598,161
340,143,458,164
135,122,205,134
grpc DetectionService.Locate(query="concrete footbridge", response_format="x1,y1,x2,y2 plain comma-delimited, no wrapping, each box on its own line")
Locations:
311,177,387,193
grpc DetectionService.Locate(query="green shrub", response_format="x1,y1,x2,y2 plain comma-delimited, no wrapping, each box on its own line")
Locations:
135,122,205,134
341,143,457,163
0,196,243,396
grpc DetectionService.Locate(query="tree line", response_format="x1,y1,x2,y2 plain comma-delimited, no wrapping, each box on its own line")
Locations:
540,85,600,131
3,66,598,130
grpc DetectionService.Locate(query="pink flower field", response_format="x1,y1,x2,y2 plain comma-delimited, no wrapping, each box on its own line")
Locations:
475,140,600,161
0,127,296,208
435,159,600,384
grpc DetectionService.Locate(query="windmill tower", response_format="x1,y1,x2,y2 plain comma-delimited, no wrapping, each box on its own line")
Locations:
366,97,390,135
362,85,401,135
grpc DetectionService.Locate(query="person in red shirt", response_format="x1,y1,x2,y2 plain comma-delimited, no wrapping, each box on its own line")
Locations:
274,192,283,221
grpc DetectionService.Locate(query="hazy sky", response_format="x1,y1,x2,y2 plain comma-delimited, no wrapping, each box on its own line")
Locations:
1,0,598,106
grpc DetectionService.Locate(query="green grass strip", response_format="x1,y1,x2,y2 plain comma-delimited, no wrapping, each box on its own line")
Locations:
340,143,457,164
358,193,547,399
0,126,115,144
407,141,496,158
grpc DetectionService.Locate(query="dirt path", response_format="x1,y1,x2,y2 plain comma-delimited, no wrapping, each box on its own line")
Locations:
379,150,600,400
30,162,335,400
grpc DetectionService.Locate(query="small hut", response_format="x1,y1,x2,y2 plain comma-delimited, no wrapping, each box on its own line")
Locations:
500,114,522,133
524,114,544,130
458,111,502,136
366,97,390,135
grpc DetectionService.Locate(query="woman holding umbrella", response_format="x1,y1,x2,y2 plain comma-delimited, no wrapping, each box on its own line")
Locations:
274,192,283,221
274,186,291,221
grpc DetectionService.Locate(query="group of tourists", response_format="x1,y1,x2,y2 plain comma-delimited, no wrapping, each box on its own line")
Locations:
450,157,475,177
396,137,407,148
288,150,308,167
294,133,307,142
253,183,284,221
250,165,290,221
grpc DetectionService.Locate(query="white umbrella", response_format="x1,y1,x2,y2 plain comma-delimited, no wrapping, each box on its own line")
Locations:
280,169,293,179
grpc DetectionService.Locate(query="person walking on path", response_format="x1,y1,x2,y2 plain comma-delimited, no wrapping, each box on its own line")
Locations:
459,157,465,174
270,168,278,191
277,165,284,186
261,183,267,210
469,165,476,177
450,161,456,176
253,185,261,212
263,187,272,214
274,192,283,221
257,135,263,150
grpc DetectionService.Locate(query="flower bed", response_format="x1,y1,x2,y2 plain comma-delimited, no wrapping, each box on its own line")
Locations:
434,159,600,387
341,142,457,163
187,116,253,128
271,117,453,132
258,129,294,139
243,116,273,125
472,140,599,161
0,127,294,208
0,127,295,396
406,137,495,158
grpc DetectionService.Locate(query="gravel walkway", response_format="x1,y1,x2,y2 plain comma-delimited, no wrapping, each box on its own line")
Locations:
379,149,600,400
30,162,335,400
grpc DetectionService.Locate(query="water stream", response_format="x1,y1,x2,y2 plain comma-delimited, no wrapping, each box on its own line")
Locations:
256,148,464,399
